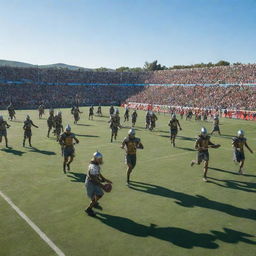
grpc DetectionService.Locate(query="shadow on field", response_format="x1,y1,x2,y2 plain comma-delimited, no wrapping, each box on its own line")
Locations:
158,130,170,134
67,172,86,183
93,119,107,123
177,135,196,141
29,147,56,155
76,123,92,126
11,120,23,123
76,134,99,138
129,181,256,221
210,228,256,245
207,177,256,193
159,135,170,138
1,148,26,156
96,213,256,248
95,213,218,249
176,146,196,152
97,115,110,119
209,167,256,178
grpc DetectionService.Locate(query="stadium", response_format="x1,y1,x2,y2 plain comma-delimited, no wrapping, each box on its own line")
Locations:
0,1,256,256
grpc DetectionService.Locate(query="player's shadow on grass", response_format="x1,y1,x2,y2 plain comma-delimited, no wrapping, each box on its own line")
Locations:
95,213,218,249
210,228,256,245
158,130,170,134
176,146,196,152
176,135,196,141
209,167,256,178
1,148,26,156
207,177,256,193
96,213,256,248
97,115,110,119
76,134,99,138
28,147,56,155
11,120,23,123
67,172,86,183
129,181,256,221
159,135,170,138
76,123,92,126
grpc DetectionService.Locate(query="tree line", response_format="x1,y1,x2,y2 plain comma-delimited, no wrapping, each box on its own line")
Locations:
95,60,243,72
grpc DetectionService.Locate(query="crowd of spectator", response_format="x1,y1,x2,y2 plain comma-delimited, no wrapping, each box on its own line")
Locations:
126,85,256,110
0,64,256,85
0,64,256,110
0,83,144,109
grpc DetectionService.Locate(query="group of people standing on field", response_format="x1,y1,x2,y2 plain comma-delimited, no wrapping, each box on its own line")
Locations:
0,104,254,218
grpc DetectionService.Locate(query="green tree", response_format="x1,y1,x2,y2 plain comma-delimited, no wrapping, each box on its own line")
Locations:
144,60,167,71
94,67,109,72
215,60,230,66
116,66,130,72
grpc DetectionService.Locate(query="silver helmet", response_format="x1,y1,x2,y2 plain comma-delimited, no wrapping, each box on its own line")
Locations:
237,130,244,137
201,127,207,136
65,124,71,131
93,151,103,159
128,128,135,136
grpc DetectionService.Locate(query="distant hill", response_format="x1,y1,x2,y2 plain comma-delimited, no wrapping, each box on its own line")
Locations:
39,63,92,71
0,59,95,71
0,59,34,68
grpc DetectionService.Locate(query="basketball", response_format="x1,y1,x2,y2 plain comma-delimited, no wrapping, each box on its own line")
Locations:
103,183,112,192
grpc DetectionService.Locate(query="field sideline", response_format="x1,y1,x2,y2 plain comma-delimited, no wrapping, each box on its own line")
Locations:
0,107,255,256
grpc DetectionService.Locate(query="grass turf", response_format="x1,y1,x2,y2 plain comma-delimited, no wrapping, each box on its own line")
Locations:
0,107,255,256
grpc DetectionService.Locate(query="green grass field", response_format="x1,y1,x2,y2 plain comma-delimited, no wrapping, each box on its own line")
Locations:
0,107,255,256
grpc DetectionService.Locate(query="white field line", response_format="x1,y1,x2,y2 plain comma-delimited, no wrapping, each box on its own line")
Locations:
0,191,65,256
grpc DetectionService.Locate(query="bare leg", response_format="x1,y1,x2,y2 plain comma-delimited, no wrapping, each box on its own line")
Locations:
203,161,209,181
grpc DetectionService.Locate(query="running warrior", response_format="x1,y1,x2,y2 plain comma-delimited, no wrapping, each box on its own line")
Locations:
232,130,253,174
124,107,129,122
54,111,63,141
89,105,94,120
85,151,112,217
211,115,221,135
145,111,151,129
23,115,39,147
59,124,79,174
109,105,115,116
121,128,144,185
96,104,102,117
149,111,158,131
191,127,220,182
131,110,138,127
38,104,45,119
7,103,16,121
168,114,182,147
0,115,11,148
109,109,121,142
47,109,55,138
186,109,193,120
180,109,184,119
72,106,82,124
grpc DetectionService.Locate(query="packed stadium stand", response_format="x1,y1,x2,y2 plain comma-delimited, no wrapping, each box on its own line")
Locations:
0,64,256,109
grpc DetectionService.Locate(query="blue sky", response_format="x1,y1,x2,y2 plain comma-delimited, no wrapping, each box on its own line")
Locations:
0,0,255,68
